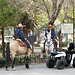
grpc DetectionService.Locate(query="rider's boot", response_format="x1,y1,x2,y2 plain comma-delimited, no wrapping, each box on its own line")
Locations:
42,42,45,53
25,56,30,69
25,64,29,69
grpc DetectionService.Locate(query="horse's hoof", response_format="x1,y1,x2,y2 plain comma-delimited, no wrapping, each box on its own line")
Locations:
5,68,9,71
12,68,16,71
25,64,30,69
26,67,30,69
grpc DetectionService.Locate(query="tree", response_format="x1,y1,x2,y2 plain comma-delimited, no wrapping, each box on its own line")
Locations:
9,0,38,35
0,0,17,57
42,0,64,24
56,0,75,50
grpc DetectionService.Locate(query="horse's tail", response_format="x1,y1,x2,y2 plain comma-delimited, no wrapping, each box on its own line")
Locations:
6,42,10,68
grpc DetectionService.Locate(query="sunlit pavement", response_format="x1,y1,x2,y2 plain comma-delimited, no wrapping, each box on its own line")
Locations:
0,63,75,75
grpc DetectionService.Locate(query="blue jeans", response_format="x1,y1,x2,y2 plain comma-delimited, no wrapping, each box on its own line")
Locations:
52,39,57,47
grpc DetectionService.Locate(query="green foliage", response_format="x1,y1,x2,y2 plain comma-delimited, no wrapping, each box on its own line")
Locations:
43,53,47,58
14,57,20,64
20,12,35,32
57,1,74,24
34,14,48,28
62,41,69,47
0,58,6,67
34,43,40,47
57,9,65,23
0,54,47,67
0,0,19,28
33,0,38,2
0,45,2,51
0,6,13,23
20,12,30,27
14,56,25,65
0,0,8,8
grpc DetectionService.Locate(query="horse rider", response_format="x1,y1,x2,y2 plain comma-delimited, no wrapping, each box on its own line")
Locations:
43,23,57,52
14,23,32,50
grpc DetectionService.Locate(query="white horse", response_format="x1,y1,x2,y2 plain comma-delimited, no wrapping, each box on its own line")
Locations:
45,32,54,58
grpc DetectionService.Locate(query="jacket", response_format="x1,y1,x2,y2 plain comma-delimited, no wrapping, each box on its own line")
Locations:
45,29,55,39
14,28,25,40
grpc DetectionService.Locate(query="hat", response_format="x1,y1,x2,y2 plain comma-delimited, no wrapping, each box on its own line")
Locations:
47,24,54,28
17,23,26,27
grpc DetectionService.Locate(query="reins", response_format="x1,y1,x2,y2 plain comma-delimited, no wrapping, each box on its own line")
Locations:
45,39,54,47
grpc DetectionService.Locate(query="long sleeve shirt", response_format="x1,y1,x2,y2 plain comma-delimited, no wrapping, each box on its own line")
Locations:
45,29,55,39
14,28,25,41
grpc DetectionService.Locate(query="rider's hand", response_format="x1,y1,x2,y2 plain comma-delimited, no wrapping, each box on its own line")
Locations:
30,45,32,50
51,37,53,39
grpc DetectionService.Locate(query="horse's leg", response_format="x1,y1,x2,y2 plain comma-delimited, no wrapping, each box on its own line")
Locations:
45,46,48,58
25,55,30,69
6,42,10,71
50,44,53,52
11,53,16,71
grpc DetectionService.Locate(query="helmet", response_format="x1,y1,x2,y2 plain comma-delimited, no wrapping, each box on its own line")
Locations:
67,42,74,51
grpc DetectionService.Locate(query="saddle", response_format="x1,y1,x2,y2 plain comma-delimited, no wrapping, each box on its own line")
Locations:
16,39,27,47
15,39,28,54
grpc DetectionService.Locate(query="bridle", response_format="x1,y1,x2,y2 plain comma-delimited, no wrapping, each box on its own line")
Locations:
45,38,53,47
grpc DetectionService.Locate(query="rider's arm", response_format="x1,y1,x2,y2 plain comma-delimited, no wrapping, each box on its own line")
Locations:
19,31,31,45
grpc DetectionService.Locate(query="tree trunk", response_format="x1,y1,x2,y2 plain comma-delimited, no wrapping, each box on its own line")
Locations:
2,25,5,57
58,30,62,51
42,0,50,20
42,0,64,24
32,44,34,54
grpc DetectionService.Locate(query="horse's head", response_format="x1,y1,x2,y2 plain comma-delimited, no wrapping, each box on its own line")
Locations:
46,32,51,44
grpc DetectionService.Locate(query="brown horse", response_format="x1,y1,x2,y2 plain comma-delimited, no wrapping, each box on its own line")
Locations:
6,39,32,71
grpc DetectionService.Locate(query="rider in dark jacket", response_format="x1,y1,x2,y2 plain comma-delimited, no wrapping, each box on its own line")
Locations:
14,23,31,49
43,24,57,51
45,28,55,39
46,24,57,46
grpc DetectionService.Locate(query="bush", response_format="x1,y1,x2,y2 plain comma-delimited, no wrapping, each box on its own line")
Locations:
0,56,25,67
0,45,2,51
14,56,25,65
34,43,40,47
14,57,20,65
0,58,6,67
62,41,69,47
43,53,47,58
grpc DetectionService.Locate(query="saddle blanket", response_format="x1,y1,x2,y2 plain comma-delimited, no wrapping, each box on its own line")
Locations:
16,39,27,47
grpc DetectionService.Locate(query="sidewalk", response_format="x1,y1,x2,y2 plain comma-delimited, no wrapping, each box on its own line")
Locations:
0,63,75,75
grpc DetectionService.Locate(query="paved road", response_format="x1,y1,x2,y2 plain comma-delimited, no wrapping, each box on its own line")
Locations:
0,63,75,75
